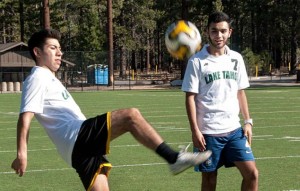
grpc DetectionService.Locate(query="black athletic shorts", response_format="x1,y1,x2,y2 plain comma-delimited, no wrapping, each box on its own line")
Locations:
72,112,112,191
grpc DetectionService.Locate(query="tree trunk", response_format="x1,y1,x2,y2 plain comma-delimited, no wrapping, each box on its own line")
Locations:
146,29,150,74
107,0,113,86
43,0,50,29
290,0,298,73
2,9,6,43
19,0,24,42
119,46,127,79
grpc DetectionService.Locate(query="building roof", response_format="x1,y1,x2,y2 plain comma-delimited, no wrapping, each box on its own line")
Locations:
0,42,75,67
0,42,27,53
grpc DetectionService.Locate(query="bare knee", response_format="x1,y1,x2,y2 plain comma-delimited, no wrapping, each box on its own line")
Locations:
112,107,140,119
247,167,259,182
236,161,259,182
241,167,259,190
127,108,141,117
124,108,142,123
111,108,142,128
110,108,141,137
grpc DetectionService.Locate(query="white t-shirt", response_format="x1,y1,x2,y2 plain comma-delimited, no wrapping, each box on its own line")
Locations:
182,44,250,135
20,66,86,166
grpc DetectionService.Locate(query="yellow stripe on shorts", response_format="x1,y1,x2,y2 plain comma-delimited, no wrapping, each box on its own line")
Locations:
106,112,111,154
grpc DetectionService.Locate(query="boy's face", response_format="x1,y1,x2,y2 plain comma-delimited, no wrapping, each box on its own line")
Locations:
207,21,232,50
34,38,63,73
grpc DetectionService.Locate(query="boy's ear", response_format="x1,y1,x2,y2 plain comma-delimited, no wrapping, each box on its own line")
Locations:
33,47,41,57
204,28,209,37
228,28,233,38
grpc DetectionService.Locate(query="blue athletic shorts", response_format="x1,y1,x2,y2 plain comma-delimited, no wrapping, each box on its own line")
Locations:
194,127,255,172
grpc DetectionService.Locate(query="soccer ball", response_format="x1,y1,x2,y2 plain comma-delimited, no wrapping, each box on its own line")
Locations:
165,20,201,60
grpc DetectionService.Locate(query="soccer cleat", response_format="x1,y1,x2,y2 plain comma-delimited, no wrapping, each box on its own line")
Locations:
170,144,212,175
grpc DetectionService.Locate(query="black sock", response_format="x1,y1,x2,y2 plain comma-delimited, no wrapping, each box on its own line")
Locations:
155,142,179,164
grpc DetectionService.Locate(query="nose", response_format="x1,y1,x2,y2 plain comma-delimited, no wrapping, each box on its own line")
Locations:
216,31,222,37
57,49,63,56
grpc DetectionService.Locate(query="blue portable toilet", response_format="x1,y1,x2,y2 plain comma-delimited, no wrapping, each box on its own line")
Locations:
95,66,108,85
87,64,108,85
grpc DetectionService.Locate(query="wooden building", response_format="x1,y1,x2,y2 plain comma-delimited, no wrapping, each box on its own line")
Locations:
0,42,75,92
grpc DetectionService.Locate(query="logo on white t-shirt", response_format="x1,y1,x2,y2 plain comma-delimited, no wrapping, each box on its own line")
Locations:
62,90,70,100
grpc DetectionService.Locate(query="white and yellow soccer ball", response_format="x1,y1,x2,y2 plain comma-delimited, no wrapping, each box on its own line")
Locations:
165,20,201,60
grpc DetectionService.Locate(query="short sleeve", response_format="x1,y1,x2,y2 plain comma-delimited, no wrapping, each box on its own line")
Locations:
181,58,201,93
20,73,46,114
237,54,250,90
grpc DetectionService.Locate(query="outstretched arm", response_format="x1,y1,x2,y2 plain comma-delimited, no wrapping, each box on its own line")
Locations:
11,112,34,177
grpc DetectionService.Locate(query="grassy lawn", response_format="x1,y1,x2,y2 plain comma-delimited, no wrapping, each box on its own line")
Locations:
0,87,299,190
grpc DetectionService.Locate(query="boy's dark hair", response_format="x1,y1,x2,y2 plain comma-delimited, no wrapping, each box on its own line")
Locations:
207,11,232,29
28,29,61,62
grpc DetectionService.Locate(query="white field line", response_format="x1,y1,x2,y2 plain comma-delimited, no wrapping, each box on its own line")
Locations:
0,135,278,153
0,123,299,138
0,126,40,131
2,110,300,122
0,142,192,153
255,155,300,160
0,148,56,153
3,135,300,153
0,135,48,140
1,155,300,175
0,118,300,133
0,111,18,115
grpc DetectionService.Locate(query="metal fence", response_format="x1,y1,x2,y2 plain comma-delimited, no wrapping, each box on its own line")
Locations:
0,51,182,92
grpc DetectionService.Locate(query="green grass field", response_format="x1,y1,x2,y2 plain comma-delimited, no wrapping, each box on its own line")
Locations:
0,87,299,191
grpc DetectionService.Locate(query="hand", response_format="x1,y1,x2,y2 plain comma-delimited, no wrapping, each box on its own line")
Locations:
192,130,206,152
11,157,27,177
244,124,253,146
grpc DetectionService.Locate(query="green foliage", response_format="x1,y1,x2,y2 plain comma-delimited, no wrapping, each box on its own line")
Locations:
242,48,274,76
242,48,259,75
212,0,223,12
259,50,273,74
0,0,299,75
0,0,21,42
